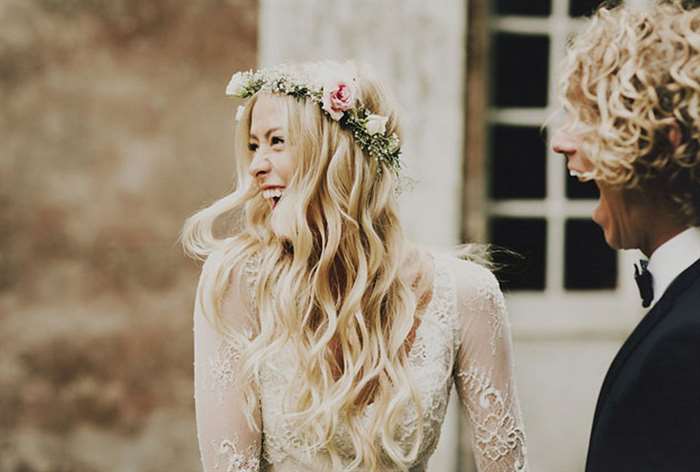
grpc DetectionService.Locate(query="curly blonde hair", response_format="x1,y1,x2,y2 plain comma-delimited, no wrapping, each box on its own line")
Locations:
560,0,700,225
182,62,431,471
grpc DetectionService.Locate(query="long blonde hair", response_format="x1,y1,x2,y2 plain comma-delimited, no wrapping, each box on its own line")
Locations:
182,62,426,470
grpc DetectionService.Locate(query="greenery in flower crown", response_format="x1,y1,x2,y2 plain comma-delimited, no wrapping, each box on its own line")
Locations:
226,68,402,174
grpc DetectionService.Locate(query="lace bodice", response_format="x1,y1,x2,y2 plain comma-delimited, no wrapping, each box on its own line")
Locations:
193,253,528,471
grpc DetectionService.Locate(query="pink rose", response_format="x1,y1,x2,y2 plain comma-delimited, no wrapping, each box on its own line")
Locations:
321,81,357,120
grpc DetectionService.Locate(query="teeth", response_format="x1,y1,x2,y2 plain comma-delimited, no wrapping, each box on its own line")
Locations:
262,188,284,200
568,170,593,182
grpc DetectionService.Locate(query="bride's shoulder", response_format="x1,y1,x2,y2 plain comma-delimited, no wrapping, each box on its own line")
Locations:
431,254,508,335
434,252,503,302
199,238,262,302
194,239,261,336
201,237,261,271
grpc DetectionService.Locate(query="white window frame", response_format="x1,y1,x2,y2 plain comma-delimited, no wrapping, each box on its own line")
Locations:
487,0,646,340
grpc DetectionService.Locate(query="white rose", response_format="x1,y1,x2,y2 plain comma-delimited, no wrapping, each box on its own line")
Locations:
225,72,247,96
366,114,389,135
235,105,246,122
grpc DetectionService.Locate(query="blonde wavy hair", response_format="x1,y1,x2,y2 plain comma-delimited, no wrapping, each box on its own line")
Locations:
560,0,700,225
182,62,430,470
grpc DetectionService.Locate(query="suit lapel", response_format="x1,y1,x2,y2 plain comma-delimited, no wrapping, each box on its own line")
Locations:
590,257,700,434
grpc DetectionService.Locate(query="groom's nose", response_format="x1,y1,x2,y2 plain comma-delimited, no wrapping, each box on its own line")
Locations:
551,128,595,175
551,129,578,158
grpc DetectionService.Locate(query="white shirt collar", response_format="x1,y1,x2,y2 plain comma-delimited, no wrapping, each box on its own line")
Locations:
647,227,700,307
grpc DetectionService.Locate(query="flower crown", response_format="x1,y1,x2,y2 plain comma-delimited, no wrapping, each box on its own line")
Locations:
225,65,402,174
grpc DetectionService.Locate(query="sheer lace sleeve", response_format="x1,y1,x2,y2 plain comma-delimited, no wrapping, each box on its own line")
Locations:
452,260,528,472
193,252,261,472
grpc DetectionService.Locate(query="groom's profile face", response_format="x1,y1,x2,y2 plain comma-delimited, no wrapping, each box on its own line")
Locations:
552,124,647,251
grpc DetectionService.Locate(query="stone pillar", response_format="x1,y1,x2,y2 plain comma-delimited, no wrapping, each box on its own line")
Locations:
259,0,467,248
258,1,467,470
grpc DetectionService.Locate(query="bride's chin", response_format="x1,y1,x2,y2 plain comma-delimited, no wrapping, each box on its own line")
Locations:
270,205,293,240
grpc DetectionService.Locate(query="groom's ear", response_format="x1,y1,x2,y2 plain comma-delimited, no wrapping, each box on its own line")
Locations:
668,123,682,149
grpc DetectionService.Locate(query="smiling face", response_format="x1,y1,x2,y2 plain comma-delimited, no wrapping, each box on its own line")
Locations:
247,93,296,210
551,123,650,251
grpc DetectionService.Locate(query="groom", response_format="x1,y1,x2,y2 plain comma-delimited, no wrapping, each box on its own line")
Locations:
551,1,700,471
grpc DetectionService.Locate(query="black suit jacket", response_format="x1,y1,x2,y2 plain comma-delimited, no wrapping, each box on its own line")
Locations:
586,258,700,472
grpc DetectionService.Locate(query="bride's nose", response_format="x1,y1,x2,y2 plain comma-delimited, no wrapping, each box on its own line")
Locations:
249,151,271,178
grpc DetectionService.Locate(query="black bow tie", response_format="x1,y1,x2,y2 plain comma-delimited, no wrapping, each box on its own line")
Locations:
634,260,654,308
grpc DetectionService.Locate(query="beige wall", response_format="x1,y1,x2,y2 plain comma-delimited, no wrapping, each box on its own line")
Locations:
260,0,467,248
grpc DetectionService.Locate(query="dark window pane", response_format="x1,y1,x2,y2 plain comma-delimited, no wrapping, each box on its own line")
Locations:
492,33,549,108
565,219,617,289
489,217,547,291
569,0,612,17
490,125,546,199
565,167,599,199
494,0,551,16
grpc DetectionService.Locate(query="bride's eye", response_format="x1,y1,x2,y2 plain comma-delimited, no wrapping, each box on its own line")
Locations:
271,136,285,146
248,142,258,151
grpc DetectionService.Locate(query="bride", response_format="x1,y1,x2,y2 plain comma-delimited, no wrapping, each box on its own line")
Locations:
182,61,527,471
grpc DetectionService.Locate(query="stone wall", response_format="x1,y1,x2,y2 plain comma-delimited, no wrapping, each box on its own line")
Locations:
0,0,258,470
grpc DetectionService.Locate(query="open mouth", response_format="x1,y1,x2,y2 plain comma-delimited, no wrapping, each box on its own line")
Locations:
569,169,583,179
569,168,595,183
569,169,588,181
262,188,284,208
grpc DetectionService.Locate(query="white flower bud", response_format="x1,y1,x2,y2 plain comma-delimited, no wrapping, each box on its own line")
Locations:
366,114,389,135
225,72,247,96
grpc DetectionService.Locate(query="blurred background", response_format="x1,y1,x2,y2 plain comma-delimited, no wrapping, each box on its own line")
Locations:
0,0,647,471
1,0,256,470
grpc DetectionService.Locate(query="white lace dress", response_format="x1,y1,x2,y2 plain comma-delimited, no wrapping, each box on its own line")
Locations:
193,253,528,471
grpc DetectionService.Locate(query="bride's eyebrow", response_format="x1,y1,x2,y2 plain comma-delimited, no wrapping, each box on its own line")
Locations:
249,126,283,141
266,127,282,137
